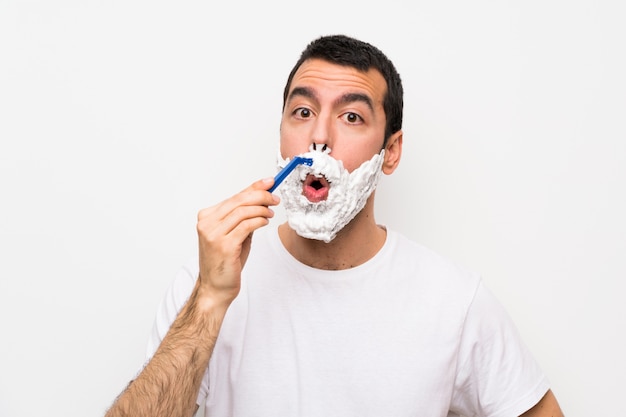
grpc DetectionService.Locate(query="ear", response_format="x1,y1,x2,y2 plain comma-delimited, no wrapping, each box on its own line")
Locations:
382,130,403,175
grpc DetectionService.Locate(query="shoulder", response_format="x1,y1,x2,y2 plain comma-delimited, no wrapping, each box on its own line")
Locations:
385,229,481,291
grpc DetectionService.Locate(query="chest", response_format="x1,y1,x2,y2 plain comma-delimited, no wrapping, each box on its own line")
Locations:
205,272,465,416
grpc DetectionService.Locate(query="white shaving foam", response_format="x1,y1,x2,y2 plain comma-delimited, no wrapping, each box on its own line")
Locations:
277,144,385,242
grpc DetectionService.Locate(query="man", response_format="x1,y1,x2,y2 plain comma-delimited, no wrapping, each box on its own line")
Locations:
106,35,564,417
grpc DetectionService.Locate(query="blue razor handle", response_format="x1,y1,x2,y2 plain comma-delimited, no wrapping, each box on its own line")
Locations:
269,157,314,193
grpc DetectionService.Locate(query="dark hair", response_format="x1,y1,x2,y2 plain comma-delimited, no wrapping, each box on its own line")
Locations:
283,34,403,146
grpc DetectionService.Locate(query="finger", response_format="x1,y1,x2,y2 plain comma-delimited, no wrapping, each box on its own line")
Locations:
198,179,280,222
199,205,274,240
200,215,270,265
226,215,272,246
254,177,276,192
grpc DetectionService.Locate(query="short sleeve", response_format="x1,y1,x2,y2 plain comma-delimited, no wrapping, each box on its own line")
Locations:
450,281,550,417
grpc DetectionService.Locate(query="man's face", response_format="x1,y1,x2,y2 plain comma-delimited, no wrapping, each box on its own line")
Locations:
280,58,388,174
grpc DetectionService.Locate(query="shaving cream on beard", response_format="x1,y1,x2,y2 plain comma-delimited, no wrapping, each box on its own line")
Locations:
277,144,385,243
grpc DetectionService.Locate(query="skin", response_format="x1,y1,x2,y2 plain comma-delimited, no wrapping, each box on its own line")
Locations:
105,178,280,417
278,58,403,270
522,390,564,416
104,58,564,417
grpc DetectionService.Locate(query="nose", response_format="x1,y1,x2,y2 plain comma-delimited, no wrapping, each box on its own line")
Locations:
309,114,333,152
311,143,330,153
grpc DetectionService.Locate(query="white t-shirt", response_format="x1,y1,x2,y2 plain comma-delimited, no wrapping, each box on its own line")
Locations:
147,226,549,417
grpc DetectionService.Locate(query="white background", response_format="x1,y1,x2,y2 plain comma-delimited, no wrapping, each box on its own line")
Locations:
1,1,624,416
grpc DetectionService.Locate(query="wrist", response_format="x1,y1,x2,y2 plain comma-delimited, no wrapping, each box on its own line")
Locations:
192,278,238,315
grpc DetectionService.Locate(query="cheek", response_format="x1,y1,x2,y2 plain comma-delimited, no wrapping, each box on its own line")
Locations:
334,146,380,173
279,135,300,159
334,131,385,172
332,153,361,173
279,124,296,156
280,128,311,158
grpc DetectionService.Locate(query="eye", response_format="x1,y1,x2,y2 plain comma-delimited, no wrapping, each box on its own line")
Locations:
342,112,363,124
294,107,313,119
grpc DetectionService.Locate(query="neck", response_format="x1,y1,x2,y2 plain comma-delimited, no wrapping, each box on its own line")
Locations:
278,200,386,270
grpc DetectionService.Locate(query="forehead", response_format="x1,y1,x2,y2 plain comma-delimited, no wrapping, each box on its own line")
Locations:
288,59,388,106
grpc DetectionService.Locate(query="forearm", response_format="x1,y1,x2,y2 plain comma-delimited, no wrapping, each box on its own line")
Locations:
106,282,229,417
105,178,277,417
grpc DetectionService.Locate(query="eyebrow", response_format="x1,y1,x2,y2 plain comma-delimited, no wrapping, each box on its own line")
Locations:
287,86,317,104
336,92,374,112
287,87,374,112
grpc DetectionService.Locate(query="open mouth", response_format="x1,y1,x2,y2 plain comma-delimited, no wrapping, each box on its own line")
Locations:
302,173,330,202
